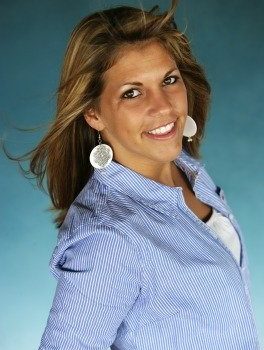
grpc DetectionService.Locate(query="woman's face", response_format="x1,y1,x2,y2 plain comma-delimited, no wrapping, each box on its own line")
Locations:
85,41,188,172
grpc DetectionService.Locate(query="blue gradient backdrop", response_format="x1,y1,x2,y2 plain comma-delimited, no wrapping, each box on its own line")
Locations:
1,1,263,349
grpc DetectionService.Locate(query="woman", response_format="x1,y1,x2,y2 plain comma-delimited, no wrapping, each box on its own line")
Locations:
9,0,261,349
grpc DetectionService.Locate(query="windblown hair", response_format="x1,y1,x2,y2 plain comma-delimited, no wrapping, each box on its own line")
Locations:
4,0,211,228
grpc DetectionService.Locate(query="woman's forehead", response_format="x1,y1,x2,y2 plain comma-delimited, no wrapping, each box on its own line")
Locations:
103,42,178,86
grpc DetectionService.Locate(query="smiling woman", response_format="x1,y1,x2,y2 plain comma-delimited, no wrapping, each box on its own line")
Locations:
84,41,188,176
4,0,262,349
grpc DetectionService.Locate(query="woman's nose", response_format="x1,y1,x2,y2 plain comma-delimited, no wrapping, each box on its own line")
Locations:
147,89,173,117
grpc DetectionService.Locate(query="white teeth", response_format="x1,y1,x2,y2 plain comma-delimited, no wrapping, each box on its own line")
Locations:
148,122,174,135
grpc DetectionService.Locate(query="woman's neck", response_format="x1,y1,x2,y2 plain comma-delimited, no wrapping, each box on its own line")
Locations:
117,160,181,188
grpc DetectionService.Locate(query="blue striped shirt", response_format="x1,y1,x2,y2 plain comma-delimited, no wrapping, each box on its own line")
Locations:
39,150,261,349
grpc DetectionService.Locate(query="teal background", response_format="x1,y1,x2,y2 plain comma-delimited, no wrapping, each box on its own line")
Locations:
0,0,263,349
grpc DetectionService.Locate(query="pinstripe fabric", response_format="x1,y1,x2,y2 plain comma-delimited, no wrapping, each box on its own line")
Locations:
39,150,261,349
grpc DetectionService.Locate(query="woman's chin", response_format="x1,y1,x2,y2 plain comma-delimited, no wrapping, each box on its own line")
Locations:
151,145,183,164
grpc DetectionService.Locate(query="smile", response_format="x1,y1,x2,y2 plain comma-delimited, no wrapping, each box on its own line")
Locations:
147,122,175,135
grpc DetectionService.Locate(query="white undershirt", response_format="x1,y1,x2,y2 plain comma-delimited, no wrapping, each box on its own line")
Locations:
205,208,241,264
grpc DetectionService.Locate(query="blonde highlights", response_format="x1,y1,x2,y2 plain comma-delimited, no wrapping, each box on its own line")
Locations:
4,0,211,228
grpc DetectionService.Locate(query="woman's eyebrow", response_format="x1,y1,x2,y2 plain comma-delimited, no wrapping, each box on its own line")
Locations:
121,67,179,87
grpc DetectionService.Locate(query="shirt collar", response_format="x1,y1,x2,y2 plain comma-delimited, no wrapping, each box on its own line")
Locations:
92,150,202,209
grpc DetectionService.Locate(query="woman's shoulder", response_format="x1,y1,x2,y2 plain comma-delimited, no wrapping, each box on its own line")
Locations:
50,177,143,278
51,211,142,281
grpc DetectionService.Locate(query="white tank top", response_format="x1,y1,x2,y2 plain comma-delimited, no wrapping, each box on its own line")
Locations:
205,208,241,264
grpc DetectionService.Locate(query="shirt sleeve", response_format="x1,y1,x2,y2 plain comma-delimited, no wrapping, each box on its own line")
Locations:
38,227,141,349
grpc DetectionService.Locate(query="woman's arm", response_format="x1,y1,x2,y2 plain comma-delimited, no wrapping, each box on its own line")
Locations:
38,229,141,349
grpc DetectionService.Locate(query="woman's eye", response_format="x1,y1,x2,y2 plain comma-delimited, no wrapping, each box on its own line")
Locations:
122,89,141,99
163,75,178,85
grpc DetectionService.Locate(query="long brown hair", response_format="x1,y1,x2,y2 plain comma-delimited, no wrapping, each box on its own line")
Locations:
2,0,211,229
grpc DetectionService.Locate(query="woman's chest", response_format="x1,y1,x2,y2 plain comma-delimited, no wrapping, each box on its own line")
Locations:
121,217,249,340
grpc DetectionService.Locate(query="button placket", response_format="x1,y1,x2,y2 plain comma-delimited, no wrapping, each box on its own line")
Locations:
179,190,242,271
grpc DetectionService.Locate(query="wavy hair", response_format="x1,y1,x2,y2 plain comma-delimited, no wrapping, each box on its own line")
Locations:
3,0,211,228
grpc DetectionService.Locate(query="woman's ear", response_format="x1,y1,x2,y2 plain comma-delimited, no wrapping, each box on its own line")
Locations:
84,108,105,131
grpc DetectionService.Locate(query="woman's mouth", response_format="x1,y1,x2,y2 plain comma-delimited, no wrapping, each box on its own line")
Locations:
144,121,176,140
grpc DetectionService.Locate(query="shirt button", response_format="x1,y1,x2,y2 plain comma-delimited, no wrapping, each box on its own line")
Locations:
228,213,234,220
244,288,250,297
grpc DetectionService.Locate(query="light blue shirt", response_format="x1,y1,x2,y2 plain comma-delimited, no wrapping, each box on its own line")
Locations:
39,150,261,349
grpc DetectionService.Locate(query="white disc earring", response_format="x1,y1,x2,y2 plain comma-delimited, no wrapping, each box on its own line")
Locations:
89,132,113,169
183,115,197,142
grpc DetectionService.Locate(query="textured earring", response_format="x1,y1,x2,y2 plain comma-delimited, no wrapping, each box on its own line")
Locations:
89,132,113,169
183,115,197,142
